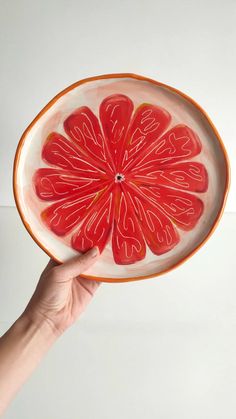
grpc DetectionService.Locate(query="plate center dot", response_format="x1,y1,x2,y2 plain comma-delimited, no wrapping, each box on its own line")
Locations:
115,173,125,183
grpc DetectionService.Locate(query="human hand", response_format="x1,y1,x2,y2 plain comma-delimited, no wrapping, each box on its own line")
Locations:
0,247,100,413
23,247,100,337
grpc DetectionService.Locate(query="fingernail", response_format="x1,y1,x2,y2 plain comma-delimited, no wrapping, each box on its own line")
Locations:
89,246,99,258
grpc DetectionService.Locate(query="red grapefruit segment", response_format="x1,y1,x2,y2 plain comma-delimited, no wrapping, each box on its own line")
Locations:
136,184,204,231
130,162,208,192
133,125,202,171
124,183,180,255
120,104,171,172
112,185,146,264
42,132,107,177
71,189,114,254
99,94,134,168
41,183,109,236
64,106,114,173
33,168,104,201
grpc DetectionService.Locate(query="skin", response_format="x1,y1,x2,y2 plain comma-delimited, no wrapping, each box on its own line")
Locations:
0,247,100,415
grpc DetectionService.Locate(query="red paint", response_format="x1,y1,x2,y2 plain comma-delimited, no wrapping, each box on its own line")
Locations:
72,186,115,254
33,94,208,265
99,94,134,169
112,184,146,264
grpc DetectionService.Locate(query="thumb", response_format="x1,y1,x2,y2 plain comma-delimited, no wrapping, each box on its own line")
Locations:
54,247,99,280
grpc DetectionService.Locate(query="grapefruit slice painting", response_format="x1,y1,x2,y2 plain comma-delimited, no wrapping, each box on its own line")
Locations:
33,99,207,262
13,74,229,282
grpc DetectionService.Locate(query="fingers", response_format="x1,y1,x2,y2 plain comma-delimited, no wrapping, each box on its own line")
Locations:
52,247,100,281
42,258,58,275
76,277,101,296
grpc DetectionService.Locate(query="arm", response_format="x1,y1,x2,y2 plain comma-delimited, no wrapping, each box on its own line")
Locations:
0,247,100,415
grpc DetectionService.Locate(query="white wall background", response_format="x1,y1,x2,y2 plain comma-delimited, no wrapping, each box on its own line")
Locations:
0,0,236,418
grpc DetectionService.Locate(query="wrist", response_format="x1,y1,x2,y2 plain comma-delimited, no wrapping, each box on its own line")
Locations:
17,311,58,346
0,311,57,412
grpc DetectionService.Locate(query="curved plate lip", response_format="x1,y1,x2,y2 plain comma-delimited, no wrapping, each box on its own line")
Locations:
13,72,231,283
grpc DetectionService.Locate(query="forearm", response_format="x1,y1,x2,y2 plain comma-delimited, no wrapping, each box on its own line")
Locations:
0,314,57,415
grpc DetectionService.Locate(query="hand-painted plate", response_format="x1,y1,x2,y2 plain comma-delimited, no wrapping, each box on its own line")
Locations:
13,73,230,282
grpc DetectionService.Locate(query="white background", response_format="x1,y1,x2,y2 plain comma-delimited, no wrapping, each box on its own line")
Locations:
0,0,236,418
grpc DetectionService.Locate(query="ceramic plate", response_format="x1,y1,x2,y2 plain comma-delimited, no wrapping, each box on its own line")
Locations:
13,73,230,282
